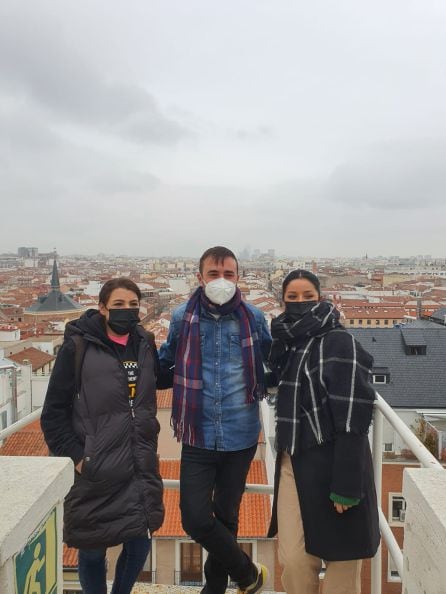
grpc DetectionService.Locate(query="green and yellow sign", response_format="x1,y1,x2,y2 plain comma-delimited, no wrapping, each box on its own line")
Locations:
14,509,57,594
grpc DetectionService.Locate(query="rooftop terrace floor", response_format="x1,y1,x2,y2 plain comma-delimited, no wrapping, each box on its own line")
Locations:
122,586,278,594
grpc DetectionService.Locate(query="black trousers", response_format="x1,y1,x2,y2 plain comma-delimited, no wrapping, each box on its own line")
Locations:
180,444,258,594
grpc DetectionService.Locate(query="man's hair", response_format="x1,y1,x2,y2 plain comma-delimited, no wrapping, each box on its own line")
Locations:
98,277,142,306
199,246,238,273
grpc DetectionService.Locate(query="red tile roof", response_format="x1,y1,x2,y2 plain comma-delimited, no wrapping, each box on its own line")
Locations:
0,428,48,456
157,388,173,409
63,545,78,568
8,347,55,372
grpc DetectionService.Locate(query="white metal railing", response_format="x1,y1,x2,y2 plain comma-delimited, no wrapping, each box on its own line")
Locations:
371,393,444,594
0,408,42,441
163,478,273,494
2,396,445,594
0,410,274,498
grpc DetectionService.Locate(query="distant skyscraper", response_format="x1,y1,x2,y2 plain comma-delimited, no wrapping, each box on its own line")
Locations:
18,247,38,258
239,246,251,260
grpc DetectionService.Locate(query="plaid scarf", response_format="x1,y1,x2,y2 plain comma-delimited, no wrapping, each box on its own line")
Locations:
269,301,341,374
172,286,266,446
270,301,374,455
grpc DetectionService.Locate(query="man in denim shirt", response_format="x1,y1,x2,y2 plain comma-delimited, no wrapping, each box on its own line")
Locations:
159,246,271,594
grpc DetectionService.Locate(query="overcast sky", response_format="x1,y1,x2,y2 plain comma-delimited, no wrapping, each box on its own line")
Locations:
1,0,446,258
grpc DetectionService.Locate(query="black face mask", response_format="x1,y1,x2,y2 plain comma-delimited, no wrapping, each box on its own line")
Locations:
107,308,140,335
285,301,318,319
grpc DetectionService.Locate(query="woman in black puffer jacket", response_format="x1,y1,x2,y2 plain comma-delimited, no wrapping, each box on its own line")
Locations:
41,277,165,594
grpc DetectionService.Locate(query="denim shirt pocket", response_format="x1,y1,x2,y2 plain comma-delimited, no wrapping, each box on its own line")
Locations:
229,334,242,362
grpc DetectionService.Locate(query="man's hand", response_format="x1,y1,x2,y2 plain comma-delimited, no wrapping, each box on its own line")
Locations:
75,460,83,473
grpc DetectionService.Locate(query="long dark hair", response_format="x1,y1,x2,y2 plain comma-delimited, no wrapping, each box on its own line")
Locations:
282,269,321,299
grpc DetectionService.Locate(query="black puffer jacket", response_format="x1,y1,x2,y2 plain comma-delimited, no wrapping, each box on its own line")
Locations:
41,310,164,549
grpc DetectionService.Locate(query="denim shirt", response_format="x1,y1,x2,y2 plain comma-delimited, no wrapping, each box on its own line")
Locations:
159,301,272,451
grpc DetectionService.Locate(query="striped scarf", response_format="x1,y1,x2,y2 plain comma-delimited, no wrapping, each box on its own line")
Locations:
270,301,374,455
171,286,265,446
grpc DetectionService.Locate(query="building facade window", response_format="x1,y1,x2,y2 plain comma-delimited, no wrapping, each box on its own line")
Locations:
384,442,394,452
180,542,202,585
373,374,388,384
406,346,427,355
389,493,406,524
387,551,402,582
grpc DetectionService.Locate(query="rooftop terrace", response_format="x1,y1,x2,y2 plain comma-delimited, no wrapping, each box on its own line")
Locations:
1,395,446,594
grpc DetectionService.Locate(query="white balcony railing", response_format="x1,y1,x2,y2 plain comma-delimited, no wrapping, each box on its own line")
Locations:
371,393,443,594
1,394,445,594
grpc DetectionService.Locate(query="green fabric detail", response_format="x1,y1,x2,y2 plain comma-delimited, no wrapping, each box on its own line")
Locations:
330,492,360,506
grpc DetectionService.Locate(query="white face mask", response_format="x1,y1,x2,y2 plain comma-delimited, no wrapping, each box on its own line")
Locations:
204,277,236,306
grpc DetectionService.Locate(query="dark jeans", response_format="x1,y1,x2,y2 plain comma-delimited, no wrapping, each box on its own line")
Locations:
180,444,258,594
78,534,151,594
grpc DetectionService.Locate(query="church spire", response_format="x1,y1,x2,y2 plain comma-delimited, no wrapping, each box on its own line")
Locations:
51,258,60,290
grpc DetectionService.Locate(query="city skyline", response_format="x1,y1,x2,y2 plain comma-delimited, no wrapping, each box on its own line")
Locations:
1,1,445,256
0,245,443,262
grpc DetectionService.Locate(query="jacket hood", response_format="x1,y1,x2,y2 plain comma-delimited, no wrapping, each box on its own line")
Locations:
64,309,109,343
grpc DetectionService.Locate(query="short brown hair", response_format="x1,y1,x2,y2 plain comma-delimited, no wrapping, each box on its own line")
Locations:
98,277,141,306
199,246,238,274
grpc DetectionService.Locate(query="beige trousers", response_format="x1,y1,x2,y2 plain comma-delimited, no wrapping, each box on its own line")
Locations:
277,453,362,594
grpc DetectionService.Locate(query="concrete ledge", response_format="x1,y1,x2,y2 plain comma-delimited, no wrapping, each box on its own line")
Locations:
403,468,446,594
0,456,73,564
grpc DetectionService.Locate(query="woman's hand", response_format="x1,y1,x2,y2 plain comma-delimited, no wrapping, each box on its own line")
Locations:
334,502,353,514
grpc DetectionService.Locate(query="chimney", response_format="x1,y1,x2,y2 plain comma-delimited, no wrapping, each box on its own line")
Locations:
416,297,422,319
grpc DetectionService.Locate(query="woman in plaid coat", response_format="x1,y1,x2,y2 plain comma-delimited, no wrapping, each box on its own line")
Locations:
267,270,379,594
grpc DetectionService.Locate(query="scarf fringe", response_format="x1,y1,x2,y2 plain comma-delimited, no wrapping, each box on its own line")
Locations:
171,417,204,447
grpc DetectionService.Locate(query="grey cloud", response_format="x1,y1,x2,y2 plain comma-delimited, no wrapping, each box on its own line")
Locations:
90,171,160,195
2,0,446,258
116,110,190,146
0,6,189,146
235,126,274,141
0,110,63,154
0,110,161,209
329,140,446,210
